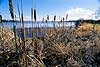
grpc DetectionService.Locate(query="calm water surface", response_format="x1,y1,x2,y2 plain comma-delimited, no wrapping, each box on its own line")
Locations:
0,21,76,38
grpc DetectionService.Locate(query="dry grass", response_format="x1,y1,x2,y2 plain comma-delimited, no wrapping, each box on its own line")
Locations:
0,22,100,67
78,22,100,31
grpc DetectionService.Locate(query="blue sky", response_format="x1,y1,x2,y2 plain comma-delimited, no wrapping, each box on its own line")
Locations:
0,0,100,21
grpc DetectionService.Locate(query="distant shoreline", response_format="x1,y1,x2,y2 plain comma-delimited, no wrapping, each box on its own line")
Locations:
2,19,100,22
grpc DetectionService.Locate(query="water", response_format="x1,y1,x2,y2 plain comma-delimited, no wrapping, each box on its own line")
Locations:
0,21,76,38
0,21,76,28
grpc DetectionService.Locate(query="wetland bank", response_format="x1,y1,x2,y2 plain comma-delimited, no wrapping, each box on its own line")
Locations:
1,0,100,67
1,21,100,67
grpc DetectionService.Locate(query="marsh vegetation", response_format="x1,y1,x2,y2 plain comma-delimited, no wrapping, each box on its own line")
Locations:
0,23,100,67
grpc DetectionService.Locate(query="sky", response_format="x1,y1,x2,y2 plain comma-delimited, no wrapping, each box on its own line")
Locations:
0,0,100,21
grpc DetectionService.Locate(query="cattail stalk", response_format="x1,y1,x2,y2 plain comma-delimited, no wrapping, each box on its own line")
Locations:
46,15,49,32
20,0,28,66
34,9,37,21
14,15,18,50
17,2,21,23
17,2,22,51
34,9,37,36
58,16,60,28
42,17,46,33
47,15,49,21
61,18,63,31
0,15,3,27
53,15,56,33
8,0,14,26
93,20,96,31
20,0,25,50
0,15,2,23
13,25,18,50
63,17,64,29
9,0,18,50
63,17,64,26
66,14,68,21
9,0,14,20
31,8,34,42
54,16,56,28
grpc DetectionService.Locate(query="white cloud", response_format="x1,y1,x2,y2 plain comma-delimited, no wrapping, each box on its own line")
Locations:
66,8,96,20
15,8,99,21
